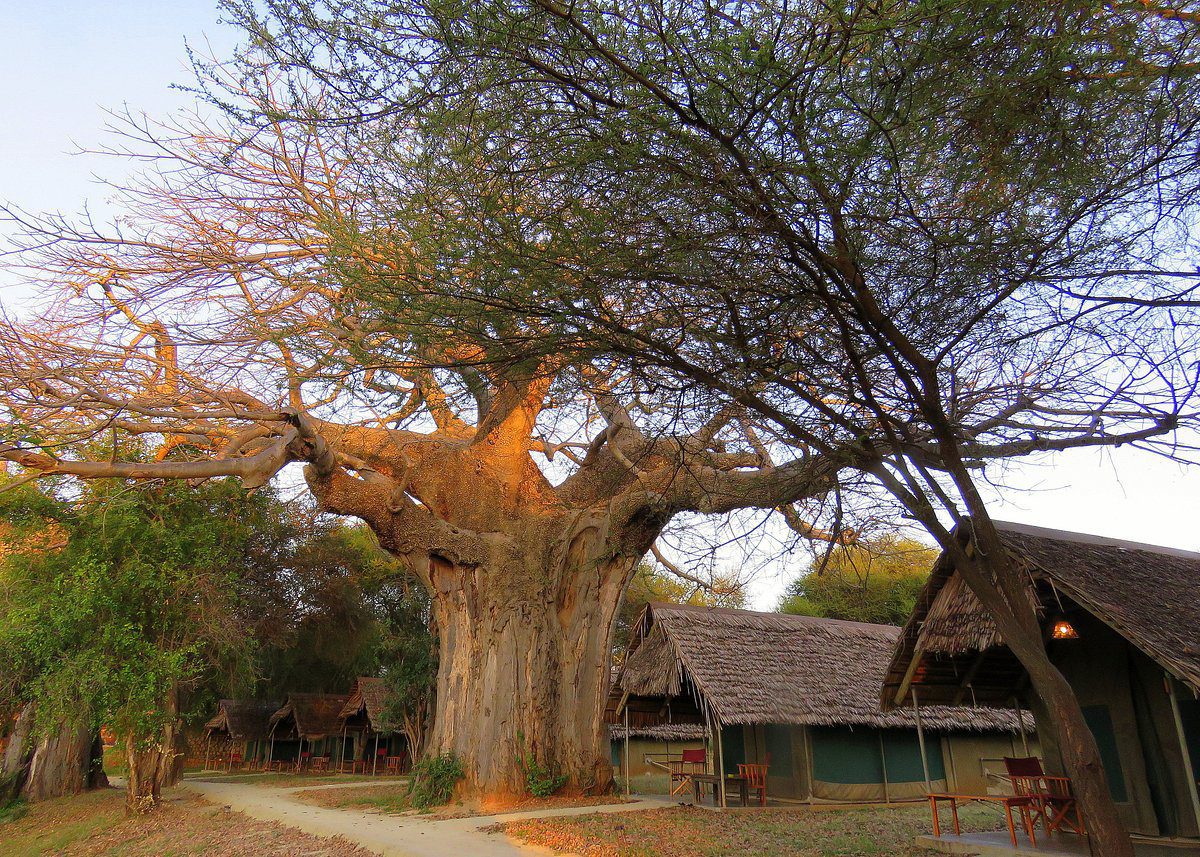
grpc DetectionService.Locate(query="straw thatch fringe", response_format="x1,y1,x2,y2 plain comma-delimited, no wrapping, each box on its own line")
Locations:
338,677,395,732
884,521,1200,704
618,602,1028,732
608,723,707,741
203,699,278,742
269,693,351,740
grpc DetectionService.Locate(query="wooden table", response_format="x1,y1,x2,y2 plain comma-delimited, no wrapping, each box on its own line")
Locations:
928,793,1039,847
691,773,749,807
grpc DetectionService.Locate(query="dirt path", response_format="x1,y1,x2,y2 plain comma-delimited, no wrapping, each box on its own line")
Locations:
181,776,675,857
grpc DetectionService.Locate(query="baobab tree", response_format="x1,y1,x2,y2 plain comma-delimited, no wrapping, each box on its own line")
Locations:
0,109,844,798
210,0,1200,851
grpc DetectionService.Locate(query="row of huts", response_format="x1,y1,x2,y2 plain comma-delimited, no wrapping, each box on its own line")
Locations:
202,677,410,772
607,521,1200,842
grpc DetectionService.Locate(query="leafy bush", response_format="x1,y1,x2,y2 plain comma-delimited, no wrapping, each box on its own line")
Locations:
0,796,28,825
407,753,464,809
522,751,568,798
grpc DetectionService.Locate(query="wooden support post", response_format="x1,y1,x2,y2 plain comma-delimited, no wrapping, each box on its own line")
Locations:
913,687,932,791
203,733,211,771
296,735,304,771
715,716,727,809
1167,673,1200,829
373,732,380,776
623,707,632,798
268,725,276,771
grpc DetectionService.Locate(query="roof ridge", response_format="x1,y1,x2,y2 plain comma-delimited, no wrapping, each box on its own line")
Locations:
994,520,1200,560
648,601,900,634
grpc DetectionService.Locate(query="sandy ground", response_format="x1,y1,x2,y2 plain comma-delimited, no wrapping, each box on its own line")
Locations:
181,776,676,857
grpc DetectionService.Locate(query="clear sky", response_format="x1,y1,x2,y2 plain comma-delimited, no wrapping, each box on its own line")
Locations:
2,2,1197,611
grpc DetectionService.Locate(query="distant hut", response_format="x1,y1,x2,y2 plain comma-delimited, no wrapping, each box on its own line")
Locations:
202,699,277,770
267,693,351,769
337,677,407,773
617,602,1031,803
882,521,1200,839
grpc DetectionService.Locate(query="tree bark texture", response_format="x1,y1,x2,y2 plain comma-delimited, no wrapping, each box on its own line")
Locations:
124,685,182,814
424,537,637,795
0,705,100,803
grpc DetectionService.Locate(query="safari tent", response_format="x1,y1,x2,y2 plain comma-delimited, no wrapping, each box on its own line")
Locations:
608,722,707,778
201,699,277,769
337,677,408,772
881,521,1200,839
267,692,351,767
616,603,1031,802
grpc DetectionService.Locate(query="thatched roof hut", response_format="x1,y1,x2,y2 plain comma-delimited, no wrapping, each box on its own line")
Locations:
881,521,1200,709
880,522,1200,838
204,699,277,742
268,693,351,740
338,677,394,732
619,602,1028,732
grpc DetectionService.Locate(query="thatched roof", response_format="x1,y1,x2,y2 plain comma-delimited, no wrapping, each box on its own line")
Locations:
881,521,1200,709
338,677,395,732
609,723,707,741
618,602,1028,732
203,699,277,742
268,693,351,740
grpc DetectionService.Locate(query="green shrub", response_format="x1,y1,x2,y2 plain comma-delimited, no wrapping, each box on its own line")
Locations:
0,796,28,825
407,753,464,809
521,751,567,798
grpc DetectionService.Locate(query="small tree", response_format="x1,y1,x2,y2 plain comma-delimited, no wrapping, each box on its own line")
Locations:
778,536,936,626
0,477,270,813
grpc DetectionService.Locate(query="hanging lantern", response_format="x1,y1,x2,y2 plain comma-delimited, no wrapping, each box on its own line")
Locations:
1050,618,1079,640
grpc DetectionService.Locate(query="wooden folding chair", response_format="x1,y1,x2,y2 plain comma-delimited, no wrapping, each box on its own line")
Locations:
1004,756,1085,836
738,763,769,806
669,748,708,797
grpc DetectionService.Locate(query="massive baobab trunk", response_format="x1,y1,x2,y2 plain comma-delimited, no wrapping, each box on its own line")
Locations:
425,538,637,794
0,705,107,803
306,447,657,796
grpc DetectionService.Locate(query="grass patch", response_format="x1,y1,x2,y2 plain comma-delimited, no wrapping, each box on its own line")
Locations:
189,772,374,786
0,789,123,857
501,802,1006,857
0,785,378,857
0,798,28,825
296,784,415,813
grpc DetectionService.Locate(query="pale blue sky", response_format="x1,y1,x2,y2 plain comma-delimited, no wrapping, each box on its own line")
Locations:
0,2,1196,609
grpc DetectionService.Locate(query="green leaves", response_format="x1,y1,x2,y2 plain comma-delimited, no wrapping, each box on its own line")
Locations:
778,536,937,626
0,479,267,742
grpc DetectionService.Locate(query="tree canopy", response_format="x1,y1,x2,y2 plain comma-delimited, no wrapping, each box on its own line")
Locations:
777,536,936,626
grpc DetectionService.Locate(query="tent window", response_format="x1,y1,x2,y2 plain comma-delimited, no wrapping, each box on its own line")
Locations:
1082,704,1129,802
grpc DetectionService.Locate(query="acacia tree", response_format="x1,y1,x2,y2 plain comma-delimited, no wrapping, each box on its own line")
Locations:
0,107,840,796
210,0,1200,849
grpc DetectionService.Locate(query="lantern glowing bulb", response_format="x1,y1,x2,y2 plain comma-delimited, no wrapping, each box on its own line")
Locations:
1051,619,1079,640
